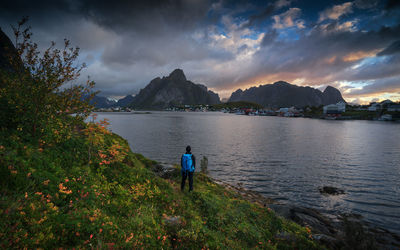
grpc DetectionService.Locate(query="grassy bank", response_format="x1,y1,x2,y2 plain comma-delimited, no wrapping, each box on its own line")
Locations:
0,120,320,249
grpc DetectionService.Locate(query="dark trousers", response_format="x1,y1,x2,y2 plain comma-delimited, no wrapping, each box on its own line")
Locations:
181,171,193,191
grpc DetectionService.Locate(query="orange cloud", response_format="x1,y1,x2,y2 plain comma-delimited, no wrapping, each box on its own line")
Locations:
342,49,380,62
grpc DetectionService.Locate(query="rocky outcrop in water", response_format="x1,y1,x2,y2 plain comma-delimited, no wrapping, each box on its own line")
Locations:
319,186,345,195
228,81,345,108
130,69,221,109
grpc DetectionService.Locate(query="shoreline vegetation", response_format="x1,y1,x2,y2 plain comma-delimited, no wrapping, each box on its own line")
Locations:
1,121,319,249
2,123,399,248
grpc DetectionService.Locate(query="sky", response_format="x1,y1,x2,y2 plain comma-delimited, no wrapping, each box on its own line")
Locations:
1,0,400,104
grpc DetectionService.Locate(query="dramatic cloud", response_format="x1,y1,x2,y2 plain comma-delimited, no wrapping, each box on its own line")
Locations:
319,2,353,22
0,0,399,102
272,8,305,29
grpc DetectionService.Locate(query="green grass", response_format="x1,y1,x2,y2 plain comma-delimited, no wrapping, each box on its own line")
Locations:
0,125,320,249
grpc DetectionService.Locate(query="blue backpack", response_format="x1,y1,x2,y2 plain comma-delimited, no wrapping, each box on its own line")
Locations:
182,154,194,172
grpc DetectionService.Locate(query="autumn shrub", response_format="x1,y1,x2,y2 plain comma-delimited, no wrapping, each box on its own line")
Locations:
0,18,95,144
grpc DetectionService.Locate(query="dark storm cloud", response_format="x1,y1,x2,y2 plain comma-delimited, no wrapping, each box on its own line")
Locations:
385,0,400,10
78,0,212,35
1,0,400,101
354,0,379,9
346,76,400,96
377,40,400,56
242,4,276,29
240,22,400,84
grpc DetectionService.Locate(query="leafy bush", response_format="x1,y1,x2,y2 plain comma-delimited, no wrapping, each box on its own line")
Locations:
0,18,95,142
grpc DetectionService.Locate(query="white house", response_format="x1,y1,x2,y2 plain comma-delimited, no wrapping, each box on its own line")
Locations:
368,103,379,111
323,101,346,114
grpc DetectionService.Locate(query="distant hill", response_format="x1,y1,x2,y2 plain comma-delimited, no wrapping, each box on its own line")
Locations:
228,81,345,108
116,95,134,107
130,69,220,109
90,95,117,108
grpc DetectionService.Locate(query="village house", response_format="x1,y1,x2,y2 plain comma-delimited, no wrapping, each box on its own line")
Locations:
323,101,346,114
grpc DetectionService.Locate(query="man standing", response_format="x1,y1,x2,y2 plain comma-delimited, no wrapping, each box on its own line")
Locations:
181,145,195,192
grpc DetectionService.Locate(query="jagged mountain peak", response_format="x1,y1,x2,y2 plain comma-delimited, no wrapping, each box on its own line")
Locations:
168,68,186,81
130,69,220,109
273,81,291,87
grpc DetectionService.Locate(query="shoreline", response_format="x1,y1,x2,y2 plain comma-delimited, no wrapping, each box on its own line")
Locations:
216,179,400,249
154,163,400,249
94,110,400,123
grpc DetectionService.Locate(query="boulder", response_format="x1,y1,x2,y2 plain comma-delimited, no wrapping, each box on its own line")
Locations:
319,186,345,195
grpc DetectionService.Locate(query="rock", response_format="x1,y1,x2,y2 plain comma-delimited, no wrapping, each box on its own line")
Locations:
152,164,180,179
162,215,182,227
319,186,345,195
312,234,340,249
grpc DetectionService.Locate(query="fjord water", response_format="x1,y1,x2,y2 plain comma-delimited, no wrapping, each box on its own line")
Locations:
97,112,400,234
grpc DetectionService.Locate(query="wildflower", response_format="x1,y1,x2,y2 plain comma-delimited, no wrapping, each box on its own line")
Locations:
90,234,93,239
25,192,28,198
126,233,134,242
27,172,31,177
38,216,47,224
58,183,72,194
99,228,103,233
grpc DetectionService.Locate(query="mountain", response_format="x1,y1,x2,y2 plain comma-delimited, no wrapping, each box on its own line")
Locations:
90,95,117,108
116,95,134,107
228,81,345,108
130,69,220,109
0,28,23,76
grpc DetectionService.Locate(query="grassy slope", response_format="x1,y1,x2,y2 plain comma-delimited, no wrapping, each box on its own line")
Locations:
0,125,320,249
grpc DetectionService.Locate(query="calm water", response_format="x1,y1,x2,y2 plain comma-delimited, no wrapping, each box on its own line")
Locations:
96,112,400,234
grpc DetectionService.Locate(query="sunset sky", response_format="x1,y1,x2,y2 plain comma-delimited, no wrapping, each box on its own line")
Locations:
1,0,400,104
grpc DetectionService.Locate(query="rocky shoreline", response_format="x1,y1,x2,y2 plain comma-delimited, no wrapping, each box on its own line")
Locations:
215,180,400,249
153,164,400,249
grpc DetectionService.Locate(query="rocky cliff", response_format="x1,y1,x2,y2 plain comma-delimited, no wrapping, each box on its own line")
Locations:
130,69,220,109
228,81,345,108
0,28,23,80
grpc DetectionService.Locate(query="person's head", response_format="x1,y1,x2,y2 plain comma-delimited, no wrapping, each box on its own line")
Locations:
186,145,191,153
